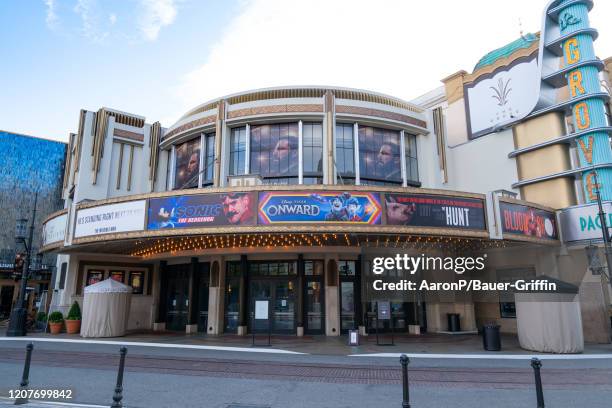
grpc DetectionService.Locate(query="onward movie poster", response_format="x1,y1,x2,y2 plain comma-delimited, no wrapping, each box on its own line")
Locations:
258,192,382,224
147,192,256,230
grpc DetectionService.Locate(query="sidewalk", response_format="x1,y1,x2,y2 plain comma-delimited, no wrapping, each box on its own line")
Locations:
3,329,612,356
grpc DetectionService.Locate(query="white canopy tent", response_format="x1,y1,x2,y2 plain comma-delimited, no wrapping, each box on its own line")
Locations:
81,278,132,338
515,276,583,354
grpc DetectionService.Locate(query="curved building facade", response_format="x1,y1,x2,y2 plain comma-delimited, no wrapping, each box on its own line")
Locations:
42,1,612,343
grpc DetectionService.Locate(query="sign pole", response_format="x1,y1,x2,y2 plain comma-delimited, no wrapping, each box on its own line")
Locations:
593,172,612,288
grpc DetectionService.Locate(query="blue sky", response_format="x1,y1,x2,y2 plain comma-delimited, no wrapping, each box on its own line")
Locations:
1,0,611,143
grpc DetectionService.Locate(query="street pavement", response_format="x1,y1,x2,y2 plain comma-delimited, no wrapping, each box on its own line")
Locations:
0,339,611,407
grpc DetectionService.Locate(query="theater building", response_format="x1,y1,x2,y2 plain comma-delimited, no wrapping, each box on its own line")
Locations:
43,0,612,343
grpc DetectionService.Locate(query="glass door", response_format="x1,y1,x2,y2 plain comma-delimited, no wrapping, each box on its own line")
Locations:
250,280,272,333
304,280,324,334
340,281,355,332
166,267,189,331
224,262,241,333
272,280,296,334
339,260,357,333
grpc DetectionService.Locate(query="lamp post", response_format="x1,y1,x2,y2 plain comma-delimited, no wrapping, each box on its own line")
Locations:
7,193,38,337
592,172,612,288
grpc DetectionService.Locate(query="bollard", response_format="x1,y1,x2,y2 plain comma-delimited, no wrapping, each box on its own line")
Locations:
531,357,545,408
111,347,128,408
400,354,411,408
15,342,34,405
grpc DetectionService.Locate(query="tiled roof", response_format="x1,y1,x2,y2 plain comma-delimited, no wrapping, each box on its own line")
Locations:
474,33,538,71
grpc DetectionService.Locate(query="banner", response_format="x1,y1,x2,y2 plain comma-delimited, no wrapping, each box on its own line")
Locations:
559,202,612,243
258,191,382,224
385,193,486,230
75,200,146,238
499,201,558,240
42,213,67,246
147,192,257,230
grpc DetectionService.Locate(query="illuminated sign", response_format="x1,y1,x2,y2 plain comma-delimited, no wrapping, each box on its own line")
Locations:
559,202,612,243
258,192,382,224
147,193,257,230
42,213,67,246
385,193,486,230
556,0,612,201
74,200,146,238
499,201,558,240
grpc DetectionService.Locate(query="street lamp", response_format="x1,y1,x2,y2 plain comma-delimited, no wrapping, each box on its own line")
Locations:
6,193,38,337
591,172,612,289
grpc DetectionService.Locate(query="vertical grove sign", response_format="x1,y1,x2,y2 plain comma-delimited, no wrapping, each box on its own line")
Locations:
558,0,612,201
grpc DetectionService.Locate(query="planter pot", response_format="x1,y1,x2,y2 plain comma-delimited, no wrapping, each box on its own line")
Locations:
49,322,63,334
65,319,81,334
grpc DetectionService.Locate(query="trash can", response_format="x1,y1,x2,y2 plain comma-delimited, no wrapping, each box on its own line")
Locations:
482,323,501,351
447,313,461,332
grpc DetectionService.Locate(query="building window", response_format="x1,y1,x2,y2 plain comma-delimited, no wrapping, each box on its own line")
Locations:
500,302,516,318
229,127,246,176
302,122,323,184
335,123,355,183
174,138,200,189
338,260,356,276
250,123,299,184
202,133,215,186
358,125,402,185
59,262,67,289
250,261,298,276
405,133,419,184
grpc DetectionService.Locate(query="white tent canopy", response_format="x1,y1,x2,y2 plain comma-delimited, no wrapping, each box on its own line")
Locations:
81,278,132,338
515,276,583,354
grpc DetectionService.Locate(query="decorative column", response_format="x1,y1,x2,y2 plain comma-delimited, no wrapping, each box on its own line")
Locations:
558,0,612,200
207,259,223,335
213,100,225,187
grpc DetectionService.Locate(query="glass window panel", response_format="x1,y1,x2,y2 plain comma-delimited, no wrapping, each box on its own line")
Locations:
250,123,299,182
230,127,246,176
269,263,278,276
358,125,401,184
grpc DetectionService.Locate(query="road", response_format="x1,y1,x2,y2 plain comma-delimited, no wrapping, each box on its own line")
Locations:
0,341,611,407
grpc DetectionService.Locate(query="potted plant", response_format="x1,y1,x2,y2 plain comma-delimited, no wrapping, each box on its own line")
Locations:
48,311,64,334
65,301,82,334
36,312,47,331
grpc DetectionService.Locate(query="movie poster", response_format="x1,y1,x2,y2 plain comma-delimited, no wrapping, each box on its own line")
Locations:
147,192,257,230
258,192,382,224
385,193,486,230
250,123,299,178
499,201,558,240
174,138,200,189
358,126,402,183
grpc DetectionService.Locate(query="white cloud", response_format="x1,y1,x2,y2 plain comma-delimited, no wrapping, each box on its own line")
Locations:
73,0,109,43
138,0,177,41
172,0,612,120
109,13,117,25
43,0,58,29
